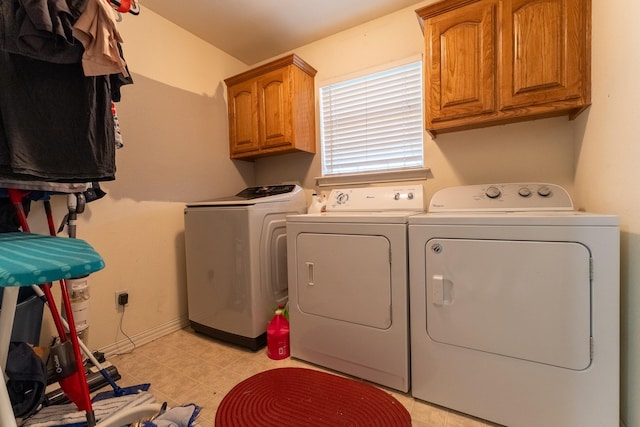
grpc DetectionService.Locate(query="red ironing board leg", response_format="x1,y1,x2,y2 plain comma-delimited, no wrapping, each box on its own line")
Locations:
57,278,94,419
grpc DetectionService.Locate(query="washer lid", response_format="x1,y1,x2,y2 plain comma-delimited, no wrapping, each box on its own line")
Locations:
186,184,303,207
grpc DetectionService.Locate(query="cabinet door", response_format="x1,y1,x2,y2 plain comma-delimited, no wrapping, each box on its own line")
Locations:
501,0,588,109
425,0,497,125
228,80,259,154
257,68,293,150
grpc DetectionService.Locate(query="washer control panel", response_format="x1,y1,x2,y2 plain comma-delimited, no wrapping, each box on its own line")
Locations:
429,183,573,212
326,185,424,212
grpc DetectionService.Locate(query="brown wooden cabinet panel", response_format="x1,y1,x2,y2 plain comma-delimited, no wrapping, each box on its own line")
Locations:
426,0,497,123
228,80,259,153
225,54,317,160
501,0,587,109
416,0,590,136
258,68,290,149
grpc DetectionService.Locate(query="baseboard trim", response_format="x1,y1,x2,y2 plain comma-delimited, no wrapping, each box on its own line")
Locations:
98,316,190,358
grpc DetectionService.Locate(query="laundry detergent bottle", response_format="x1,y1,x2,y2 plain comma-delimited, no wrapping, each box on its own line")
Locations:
307,193,326,214
267,308,290,360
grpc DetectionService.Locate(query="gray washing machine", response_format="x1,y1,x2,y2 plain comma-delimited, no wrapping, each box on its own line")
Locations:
286,185,424,392
184,185,306,350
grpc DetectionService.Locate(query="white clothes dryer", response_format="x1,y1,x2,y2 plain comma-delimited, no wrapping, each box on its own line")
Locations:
409,183,619,427
286,185,424,392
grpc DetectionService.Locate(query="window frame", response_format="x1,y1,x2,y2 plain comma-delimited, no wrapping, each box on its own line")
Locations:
315,57,427,186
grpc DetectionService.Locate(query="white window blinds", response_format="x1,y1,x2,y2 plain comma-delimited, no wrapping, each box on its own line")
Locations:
320,61,424,176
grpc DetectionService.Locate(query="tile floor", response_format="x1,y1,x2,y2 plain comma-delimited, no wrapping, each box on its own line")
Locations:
108,327,500,426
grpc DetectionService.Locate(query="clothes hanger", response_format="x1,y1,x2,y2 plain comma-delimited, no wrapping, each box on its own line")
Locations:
108,0,140,16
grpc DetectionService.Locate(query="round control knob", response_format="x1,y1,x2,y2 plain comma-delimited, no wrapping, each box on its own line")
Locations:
518,187,532,197
408,192,414,200
537,186,552,197
336,192,349,205
394,193,401,200
485,186,501,199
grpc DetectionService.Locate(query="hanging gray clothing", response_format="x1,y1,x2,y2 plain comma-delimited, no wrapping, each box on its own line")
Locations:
0,51,116,182
0,0,88,64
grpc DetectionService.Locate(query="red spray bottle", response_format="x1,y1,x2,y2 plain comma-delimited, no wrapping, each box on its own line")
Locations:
267,307,290,360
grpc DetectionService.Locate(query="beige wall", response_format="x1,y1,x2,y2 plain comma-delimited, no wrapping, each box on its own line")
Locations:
573,1,640,425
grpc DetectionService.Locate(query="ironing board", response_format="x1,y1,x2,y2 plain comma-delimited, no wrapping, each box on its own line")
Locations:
0,232,105,427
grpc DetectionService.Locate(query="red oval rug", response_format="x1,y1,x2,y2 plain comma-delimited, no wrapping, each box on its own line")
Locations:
215,367,411,426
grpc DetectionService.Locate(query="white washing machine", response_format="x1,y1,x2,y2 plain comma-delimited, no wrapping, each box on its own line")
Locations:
286,185,424,392
409,183,619,427
184,185,306,350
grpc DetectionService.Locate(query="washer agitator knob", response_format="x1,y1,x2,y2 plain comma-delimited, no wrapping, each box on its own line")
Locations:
485,186,501,199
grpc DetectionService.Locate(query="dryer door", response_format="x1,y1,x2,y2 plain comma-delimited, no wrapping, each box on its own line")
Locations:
425,238,591,370
295,233,392,329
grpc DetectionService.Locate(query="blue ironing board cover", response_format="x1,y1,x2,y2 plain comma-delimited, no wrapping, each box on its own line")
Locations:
0,233,105,287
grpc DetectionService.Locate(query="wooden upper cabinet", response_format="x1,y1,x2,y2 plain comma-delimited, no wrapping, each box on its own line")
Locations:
416,0,591,136
225,54,317,160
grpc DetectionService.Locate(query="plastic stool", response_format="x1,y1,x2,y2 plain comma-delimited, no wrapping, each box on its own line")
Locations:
0,232,105,427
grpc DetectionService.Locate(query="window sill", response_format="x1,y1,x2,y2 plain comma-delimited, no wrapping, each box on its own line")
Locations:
315,168,430,187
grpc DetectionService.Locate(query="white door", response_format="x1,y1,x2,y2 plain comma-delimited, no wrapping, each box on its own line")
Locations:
296,233,392,329
425,238,591,370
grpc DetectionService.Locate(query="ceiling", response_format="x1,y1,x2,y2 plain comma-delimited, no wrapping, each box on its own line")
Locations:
139,0,422,65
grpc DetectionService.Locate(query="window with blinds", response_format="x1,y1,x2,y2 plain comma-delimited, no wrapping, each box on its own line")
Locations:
319,61,424,176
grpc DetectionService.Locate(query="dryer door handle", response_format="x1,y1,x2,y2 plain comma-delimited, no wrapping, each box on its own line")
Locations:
432,274,444,305
306,262,315,286
431,274,452,305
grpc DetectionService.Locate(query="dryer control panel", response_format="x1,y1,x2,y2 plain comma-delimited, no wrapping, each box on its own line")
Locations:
326,185,424,212
429,183,573,212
